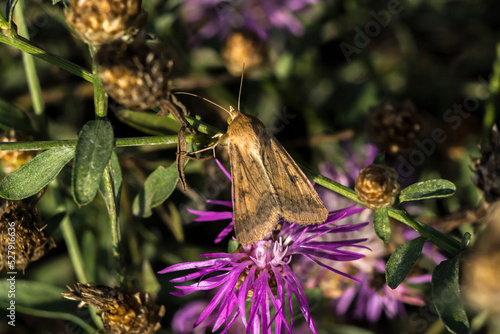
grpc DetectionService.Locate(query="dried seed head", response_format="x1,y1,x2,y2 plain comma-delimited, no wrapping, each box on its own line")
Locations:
0,130,37,174
65,0,147,45
63,283,165,334
355,164,401,210
367,100,422,155
471,124,500,203
222,31,267,76
0,199,55,273
94,35,173,111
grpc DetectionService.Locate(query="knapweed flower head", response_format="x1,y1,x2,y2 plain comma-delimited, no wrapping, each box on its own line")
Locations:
181,0,317,41
63,283,165,334
0,199,55,273
160,161,369,333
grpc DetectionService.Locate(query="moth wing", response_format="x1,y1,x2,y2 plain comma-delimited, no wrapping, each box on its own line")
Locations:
230,140,280,245
261,131,328,224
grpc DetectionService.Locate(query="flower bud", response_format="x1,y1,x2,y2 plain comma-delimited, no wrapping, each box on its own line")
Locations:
222,31,267,76
355,164,401,210
63,283,165,334
65,0,147,45
367,100,421,154
94,34,173,111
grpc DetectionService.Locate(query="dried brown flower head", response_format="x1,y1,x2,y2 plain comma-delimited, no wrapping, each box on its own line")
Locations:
471,124,500,203
65,0,147,45
63,283,165,334
94,34,173,111
355,164,401,210
0,199,55,273
0,130,37,174
367,100,422,155
222,31,267,76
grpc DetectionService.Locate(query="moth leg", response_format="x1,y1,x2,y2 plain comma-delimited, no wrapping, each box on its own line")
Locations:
176,125,188,191
188,133,225,159
159,94,197,191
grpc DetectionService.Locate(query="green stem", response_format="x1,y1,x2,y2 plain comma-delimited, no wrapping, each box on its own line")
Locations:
101,164,124,283
60,215,88,283
89,46,108,118
306,168,464,256
0,135,185,151
484,41,500,132
0,32,93,83
14,0,46,135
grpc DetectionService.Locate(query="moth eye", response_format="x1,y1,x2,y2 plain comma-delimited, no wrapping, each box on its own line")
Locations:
227,117,233,125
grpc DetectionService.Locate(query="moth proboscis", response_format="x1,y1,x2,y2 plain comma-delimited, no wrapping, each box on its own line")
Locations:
178,79,328,245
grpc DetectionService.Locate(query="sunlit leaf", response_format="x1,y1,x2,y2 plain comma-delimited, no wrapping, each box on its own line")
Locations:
400,179,456,202
0,147,74,200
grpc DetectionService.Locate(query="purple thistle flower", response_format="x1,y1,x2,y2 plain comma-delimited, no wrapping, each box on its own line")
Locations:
181,0,317,41
160,161,370,333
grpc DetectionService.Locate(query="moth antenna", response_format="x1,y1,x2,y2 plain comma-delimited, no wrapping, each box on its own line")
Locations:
175,92,230,115
238,64,245,111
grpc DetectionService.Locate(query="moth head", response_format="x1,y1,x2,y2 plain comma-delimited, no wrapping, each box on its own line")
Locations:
228,106,241,122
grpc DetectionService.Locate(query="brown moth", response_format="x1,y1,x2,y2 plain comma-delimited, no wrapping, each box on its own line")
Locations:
222,106,328,245
181,84,328,245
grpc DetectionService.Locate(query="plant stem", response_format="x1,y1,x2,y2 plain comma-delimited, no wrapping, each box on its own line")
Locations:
14,0,46,135
0,31,93,83
484,40,500,132
101,163,124,284
0,135,185,151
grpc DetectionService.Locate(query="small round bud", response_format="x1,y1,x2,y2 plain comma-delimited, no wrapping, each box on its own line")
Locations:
65,0,147,45
0,130,37,174
355,164,401,210
94,35,173,111
222,31,267,76
367,100,422,154
63,283,166,334
471,124,500,203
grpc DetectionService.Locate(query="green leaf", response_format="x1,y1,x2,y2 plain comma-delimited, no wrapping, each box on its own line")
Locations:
72,120,114,206
372,152,385,164
373,206,391,243
0,146,74,200
115,109,181,135
99,151,122,209
6,0,19,27
0,280,96,333
399,179,456,202
386,236,426,289
0,99,34,132
132,163,180,218
141,260,161,297
432,256,470,334
167,201,184,242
